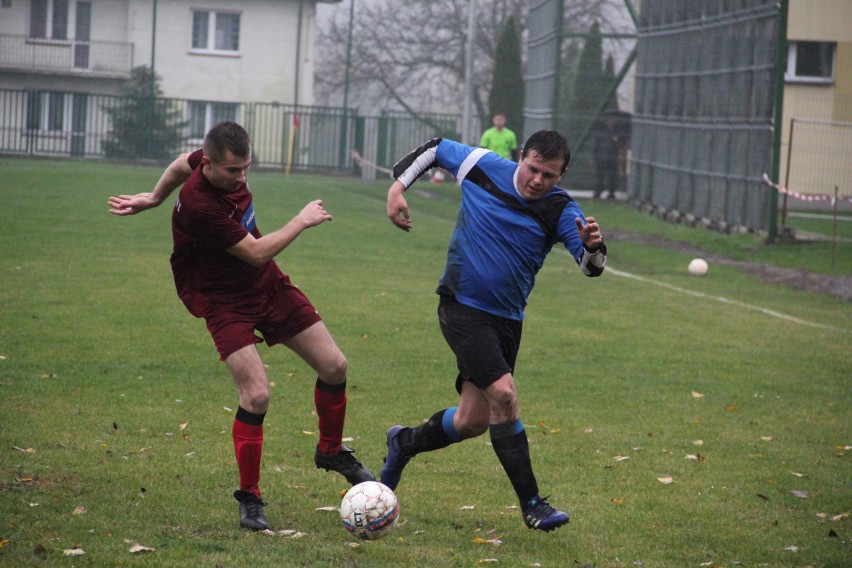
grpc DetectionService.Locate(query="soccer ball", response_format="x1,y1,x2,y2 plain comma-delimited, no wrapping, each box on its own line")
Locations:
340,481,400,540
688,258,709,276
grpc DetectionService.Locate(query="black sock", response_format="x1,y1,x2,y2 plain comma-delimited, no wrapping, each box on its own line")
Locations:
490,419,539,506
399,408,459,456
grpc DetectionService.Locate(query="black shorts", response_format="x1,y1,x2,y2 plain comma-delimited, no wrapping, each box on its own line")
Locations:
437,295,523,393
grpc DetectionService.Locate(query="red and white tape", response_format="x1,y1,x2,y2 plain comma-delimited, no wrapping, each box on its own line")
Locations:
762,173,852,203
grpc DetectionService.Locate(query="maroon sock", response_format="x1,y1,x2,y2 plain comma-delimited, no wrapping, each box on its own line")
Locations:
315,379,346,455
233,407,265,498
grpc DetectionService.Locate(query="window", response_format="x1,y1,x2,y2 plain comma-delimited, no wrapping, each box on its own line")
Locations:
191,10,240,52
786,41,835,84
26,92,66,131
188,101,238,139
30,0,72,40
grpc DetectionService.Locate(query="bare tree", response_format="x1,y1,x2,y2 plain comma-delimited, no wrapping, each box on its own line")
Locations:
315,0,634,121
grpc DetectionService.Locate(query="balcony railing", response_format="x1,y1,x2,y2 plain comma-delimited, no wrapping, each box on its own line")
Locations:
0,34,133,77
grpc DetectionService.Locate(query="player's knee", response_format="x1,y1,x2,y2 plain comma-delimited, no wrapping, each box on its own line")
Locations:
241,387,270,413
319,353,348,383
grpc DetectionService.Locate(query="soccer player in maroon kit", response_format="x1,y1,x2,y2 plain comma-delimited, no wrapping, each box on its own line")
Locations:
108,122,374,531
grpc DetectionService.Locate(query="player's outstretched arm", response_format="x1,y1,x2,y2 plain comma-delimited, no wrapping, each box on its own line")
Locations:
387,180,412,232
108,154,192,216
227,199,333,267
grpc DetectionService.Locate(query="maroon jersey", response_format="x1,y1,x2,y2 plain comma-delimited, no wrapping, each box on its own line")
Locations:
170,149,283,317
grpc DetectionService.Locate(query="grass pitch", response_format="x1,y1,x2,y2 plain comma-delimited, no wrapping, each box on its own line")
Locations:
0,157,849,567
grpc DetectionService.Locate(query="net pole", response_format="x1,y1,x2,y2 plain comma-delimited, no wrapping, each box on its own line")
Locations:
767,0,789,242
782,118,795,225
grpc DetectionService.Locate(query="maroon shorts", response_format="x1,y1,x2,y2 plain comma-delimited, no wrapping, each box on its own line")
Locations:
204,278,322,360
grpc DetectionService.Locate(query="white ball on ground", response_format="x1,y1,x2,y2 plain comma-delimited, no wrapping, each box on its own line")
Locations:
688,258,709,276
340,481,400,540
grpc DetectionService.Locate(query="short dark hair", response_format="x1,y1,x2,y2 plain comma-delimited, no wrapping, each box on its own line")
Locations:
521,130,571,172
204,121,251,163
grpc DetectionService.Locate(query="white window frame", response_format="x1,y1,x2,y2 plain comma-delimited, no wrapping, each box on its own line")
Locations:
190,10,241,55
187,101,240,143
785,41,836,84
29,0,76,41
26,92,68,133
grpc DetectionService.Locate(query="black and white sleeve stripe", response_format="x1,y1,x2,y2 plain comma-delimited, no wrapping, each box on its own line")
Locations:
579,242,607,277
392,138,442,189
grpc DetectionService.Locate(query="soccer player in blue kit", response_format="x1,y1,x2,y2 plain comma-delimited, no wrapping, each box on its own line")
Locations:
382,130,606,532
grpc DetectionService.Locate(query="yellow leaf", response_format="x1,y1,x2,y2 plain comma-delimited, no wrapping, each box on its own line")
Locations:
691,391,704,398
12,446,34,453
726,405,736,412
657,476,674,484
178,421,189,431
761,436,773,442
692,440,704,446
63,548,85,556
611,498,624,504
302,431,315,436
128,543,155,553
0,539,9,549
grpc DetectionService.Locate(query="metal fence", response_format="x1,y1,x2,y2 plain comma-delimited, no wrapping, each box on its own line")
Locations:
630,0,781,232
0,88,462,177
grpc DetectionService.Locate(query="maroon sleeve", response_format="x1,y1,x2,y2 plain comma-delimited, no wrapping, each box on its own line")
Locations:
187,148,204,170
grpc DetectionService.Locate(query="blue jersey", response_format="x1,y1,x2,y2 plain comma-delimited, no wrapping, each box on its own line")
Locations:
394,138,604,320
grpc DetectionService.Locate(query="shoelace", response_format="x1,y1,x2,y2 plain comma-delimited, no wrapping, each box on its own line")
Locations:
243,498,266,517
525,496,556,517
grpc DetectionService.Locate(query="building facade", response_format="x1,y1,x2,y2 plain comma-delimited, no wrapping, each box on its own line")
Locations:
780,0,852,200
0,0,339,150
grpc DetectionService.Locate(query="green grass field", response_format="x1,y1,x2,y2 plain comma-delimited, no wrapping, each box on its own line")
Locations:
1,157,849,567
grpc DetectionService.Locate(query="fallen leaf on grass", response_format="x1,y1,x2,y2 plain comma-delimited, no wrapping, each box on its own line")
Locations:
460,505,475,510
72,506,86,515
725,405,736,412
611,498,624,504
315,506,338,511
344,541,360,547
760,436,773,442
691,391,704,398
63,547,85,556
471,537,502,546
258,529,306,538
342,436,355,442
790,471,805,478
783,545,799,552
789,490,809,499
129,543,155,553
613,456,630,462
12,446,34,453
475,560,498,564
831,512,849,521
0,539,9,550
692,440,704,446
302,430,316,436
178,421,189,431
657,476,673,485
685,453,706,463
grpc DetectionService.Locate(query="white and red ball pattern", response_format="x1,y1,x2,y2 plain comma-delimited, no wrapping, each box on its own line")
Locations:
340,481,400,540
